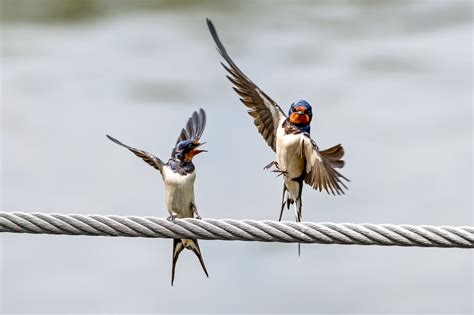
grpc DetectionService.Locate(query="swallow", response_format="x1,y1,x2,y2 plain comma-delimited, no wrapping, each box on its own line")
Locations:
207,19,349,234
106,109,209,285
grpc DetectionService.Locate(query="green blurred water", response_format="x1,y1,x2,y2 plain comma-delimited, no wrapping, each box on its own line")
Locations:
1,0,472,313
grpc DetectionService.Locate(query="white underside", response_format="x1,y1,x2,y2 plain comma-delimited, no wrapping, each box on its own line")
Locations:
275,121,306,219
276,123,306,193
162,166,196,218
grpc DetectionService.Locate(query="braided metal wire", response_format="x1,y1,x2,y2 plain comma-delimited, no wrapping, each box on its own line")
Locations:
0,212,472,248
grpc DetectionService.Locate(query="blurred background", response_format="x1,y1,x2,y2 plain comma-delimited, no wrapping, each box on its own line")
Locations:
1,0,472,313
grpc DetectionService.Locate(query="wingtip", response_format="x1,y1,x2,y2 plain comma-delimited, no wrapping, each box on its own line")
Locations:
106,134,118,143
198,107,206,119
206,18,222,48
106,134,125,147
206,18,214,30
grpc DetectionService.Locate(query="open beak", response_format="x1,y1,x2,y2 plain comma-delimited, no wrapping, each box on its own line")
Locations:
192,142,207,155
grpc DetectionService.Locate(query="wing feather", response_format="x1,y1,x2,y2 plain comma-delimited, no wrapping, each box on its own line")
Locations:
106,135,163,173
207,18,285,152
175,108,207,144
302,135,349,195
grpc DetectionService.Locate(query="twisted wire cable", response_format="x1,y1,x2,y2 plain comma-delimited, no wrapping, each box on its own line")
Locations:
0,212,472,248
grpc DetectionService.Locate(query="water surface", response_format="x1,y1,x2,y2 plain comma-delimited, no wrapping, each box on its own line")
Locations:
1,0,472,313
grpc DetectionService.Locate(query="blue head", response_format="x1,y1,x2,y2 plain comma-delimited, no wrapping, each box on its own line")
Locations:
172,140,207,162
288,100,313,132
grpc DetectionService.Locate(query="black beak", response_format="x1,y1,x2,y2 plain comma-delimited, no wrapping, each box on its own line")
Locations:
194,142,207,153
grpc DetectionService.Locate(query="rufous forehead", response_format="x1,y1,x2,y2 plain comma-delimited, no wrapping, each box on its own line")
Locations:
295,106,308,112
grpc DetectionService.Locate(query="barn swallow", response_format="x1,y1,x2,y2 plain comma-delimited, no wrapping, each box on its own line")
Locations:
106,109,209,285
207,19,349,254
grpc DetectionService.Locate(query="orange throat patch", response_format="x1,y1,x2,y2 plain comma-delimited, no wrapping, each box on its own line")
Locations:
184,149,203,161
290,112,310,125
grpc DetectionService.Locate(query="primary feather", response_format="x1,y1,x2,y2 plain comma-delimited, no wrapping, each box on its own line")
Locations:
106,134,163,173
207,18,285,151
176,108,207,145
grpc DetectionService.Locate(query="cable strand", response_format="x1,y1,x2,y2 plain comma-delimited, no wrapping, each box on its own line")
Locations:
0,212,472,248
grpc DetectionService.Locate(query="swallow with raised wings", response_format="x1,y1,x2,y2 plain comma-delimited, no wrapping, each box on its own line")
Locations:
207,19,349,227
106,109,209,285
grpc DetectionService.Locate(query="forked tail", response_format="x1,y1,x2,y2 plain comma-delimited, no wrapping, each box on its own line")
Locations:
171,238,209,286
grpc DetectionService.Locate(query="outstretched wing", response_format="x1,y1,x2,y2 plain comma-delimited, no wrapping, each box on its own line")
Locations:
175,108,207,144
302,135,349,195
106,135,163,173
207,18,286,152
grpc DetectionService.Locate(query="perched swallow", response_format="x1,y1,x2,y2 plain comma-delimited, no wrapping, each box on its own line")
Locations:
207,19,349,232
106,109,209,285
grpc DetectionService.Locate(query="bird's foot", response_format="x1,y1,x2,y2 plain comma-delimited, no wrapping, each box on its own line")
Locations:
193,213,202,220
263,161,279,171
167,214,178,222
272,169,287,177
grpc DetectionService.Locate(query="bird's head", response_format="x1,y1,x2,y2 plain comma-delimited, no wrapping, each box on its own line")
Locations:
288,100,313,126
172,140,207,162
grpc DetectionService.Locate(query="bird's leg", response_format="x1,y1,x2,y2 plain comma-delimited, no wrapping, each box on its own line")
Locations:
264,160,287,176
272,169,287,177
263,160,279,171
167,214,178,222
191,202,201,220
